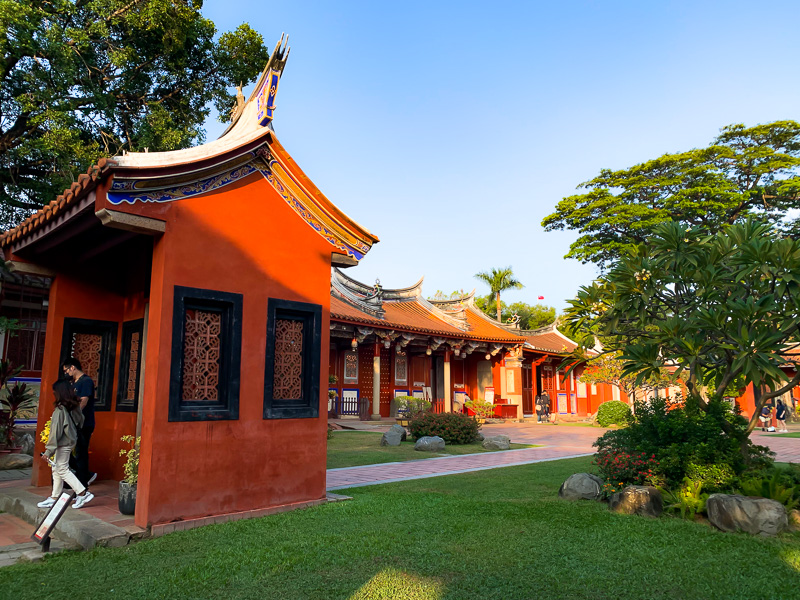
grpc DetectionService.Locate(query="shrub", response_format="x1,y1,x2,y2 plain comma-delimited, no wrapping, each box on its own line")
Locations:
593,396,773,488
409,412,480,445
596,400,631,427
660,478,709,520
738,473,800,511
464,398,495,419
395,396,431,417
594,449,660,492
685,462,736,492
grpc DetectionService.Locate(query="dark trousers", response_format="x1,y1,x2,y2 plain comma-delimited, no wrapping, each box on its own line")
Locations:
68,425,94,487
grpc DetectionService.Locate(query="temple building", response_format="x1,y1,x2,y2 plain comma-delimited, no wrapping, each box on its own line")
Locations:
0,39,379,528
327,270,625,420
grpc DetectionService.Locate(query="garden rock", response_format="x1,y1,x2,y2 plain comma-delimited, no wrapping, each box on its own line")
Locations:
474,432,485,442
414,436,445,452
608,485,662,517
0,452,34,470
19,433,35,456
380,425,407,447
482,435,511,450
559,473,604,501
706,494,787,537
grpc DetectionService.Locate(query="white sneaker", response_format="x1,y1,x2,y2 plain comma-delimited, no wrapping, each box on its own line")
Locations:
72,492,94,509
37,497,57,508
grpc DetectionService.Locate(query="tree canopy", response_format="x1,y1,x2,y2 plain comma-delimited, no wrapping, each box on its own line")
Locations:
542,121,800,268
473,297,555,330
0,0,270,228
563,218,800,448
474,266,523,322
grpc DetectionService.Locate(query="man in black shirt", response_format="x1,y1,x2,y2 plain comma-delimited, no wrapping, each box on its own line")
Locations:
62,357,97,487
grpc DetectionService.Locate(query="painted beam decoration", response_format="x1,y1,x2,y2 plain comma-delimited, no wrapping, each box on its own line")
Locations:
256,69,281,127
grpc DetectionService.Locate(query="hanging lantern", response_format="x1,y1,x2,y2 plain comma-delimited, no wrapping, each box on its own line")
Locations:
426,346,432,356
351,338,358,350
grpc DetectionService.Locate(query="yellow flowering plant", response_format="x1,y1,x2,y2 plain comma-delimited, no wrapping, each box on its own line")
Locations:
119,435,141,485
39,419,51,445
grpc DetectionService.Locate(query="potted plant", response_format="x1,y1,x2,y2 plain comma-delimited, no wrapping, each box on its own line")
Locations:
464,398,495,424
328,374,339,416
1,380,36,451
118,434,140,515
394,395,431,426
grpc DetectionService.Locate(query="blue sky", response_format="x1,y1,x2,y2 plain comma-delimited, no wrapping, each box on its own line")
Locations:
203,1,800,311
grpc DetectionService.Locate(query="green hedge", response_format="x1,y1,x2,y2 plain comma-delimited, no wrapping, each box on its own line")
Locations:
596,400,631,427
409,412,480,444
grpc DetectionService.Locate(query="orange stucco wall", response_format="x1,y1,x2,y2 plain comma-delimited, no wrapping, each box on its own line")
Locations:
32,275,140,486
133,172,334,527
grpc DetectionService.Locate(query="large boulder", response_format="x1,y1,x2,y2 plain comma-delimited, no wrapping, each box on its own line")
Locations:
482,435,511,450
609,485,663,517
559,473,604,501
0,452,34,470
706,494,788,537
380,424,407,447
19,433,35,456
414,436,445,452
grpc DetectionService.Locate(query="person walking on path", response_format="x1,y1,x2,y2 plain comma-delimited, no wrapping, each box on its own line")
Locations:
776,399,789,433
37,380,94,509
62,358,97,488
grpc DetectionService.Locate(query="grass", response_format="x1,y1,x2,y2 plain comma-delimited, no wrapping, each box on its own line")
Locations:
770,432,800,438
327,431,536,469
2,457,800,599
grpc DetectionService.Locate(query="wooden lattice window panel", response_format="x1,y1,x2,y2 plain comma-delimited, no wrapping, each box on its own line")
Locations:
394,353,407,385
343,350,359,382
60,318,117,411
169,287,242,422
117,319,144,412
71,333,102,386
264,299,321,420
273,319,304,399
126,332,140,401
182,309,222,402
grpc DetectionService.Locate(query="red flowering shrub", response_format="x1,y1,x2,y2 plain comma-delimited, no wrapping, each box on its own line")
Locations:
594,448,660,491
409,412,480,444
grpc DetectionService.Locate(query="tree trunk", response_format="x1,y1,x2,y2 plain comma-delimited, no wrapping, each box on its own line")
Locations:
496,291,501,322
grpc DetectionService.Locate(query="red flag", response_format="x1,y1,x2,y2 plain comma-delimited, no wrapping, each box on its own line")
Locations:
538,296,544,300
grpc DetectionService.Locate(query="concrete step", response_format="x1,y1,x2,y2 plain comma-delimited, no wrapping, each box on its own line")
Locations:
0,488,133,550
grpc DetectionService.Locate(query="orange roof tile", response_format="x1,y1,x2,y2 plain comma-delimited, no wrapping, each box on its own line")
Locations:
523,330,578,354
0,160,112,247
331,296,525,343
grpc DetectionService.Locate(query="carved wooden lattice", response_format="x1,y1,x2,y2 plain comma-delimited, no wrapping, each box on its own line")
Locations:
71,333,102,387
274,319,303,399
125,332,140,403
344,350,358,382
394,354,407,384
182,309,221,402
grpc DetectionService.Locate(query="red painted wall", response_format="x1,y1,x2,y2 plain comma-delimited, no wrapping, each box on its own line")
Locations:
133,173,334,527
32,275,141,486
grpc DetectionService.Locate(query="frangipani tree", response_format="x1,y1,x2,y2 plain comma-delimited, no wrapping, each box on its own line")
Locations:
563,219,800,453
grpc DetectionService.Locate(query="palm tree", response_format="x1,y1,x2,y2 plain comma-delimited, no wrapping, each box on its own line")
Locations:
474,267,524,322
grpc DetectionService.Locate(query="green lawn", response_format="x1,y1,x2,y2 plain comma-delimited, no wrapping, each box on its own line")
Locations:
327,431,536,469
770,432,800,438
2,457,800,599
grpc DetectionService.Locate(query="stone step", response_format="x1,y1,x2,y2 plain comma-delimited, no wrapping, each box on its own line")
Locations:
0,488,133,550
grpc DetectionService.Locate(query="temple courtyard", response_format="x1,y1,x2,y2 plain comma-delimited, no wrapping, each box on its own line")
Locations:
0,423,799,598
